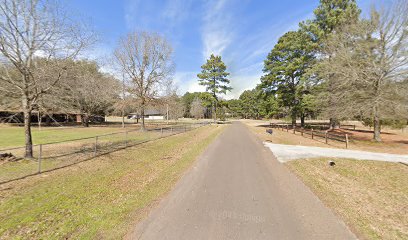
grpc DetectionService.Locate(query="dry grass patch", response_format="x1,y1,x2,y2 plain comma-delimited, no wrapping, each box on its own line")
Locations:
242,119,342,147
242,119,408,154
287,158,408,240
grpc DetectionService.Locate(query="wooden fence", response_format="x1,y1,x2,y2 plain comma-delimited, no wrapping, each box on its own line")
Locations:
270,123,350,148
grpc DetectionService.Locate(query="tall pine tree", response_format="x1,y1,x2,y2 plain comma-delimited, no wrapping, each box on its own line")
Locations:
301,0,361,129
260,31,315,126
301,0,361,43
197,54,232,121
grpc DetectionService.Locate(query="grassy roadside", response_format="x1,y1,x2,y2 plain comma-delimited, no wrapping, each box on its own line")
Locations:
287,158,408,240
0,125,225,239
242,120,407,239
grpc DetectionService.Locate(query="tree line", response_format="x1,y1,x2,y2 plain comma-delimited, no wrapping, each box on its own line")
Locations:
227,0,408,142
0,0,183,157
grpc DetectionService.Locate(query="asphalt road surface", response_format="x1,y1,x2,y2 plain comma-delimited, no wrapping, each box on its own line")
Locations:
130,122,356,240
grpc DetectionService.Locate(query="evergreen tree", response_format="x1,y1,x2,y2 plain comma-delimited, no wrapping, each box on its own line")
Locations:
197,54,232,121
301,0,361,128
260,30,315,126
301,0,361,43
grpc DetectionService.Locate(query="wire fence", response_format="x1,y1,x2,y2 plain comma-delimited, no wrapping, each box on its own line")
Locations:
278,122,357,131
269,123,350,148
0,122,210,184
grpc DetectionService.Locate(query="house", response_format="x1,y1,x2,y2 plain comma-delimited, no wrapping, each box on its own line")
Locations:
0,110,104,124
128,109,164,121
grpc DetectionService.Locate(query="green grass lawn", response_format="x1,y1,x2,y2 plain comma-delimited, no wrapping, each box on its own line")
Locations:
0,126,129,148
287,158,408,240
0,130,165,183
0,125,224,239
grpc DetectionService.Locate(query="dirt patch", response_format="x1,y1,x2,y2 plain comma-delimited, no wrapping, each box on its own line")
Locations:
242,119,408,154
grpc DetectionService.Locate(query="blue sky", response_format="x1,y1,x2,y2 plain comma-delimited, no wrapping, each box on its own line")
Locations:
70,0,373,99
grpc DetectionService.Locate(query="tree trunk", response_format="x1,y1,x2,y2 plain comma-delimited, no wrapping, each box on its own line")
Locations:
291,110,296,127
23,108,33,158
166,104,169,124
140,106,145,131
213,101,217,123
121,110,125,128
38,111,42,131
373,109,382,142
329,118,339,130
81,114,89,127
300,114,305,128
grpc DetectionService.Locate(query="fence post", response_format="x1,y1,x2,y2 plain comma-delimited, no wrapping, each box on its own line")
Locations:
301,129,304,136
353,125,356,130
311,128,314,139
94,136,98,157
325,131,328,144
171,127,173,134
38,144,42,174
125,131,128,148
161,127,163,137
345,134,349,149
293,127,296,134
286,125,288,132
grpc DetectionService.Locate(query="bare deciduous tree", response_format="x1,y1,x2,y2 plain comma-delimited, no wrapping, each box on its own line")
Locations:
190,97,205,119
0,0,94,157
54,60,120,127
164,95,184,121
316,0,408,141
114,31,174,130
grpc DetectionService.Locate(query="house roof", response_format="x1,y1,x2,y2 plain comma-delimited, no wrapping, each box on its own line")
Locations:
144,109,162,115
129,109,163,116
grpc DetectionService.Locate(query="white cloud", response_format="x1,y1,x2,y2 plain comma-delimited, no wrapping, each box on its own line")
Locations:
201,0,234,59
162,0,193,24
124,0,142,29
226,73,262,99
197,1,317,99
122,0,318,100
187,80,206,93
173,71,205,95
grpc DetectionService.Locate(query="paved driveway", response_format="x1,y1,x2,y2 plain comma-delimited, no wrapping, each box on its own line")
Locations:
264,142,408,163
